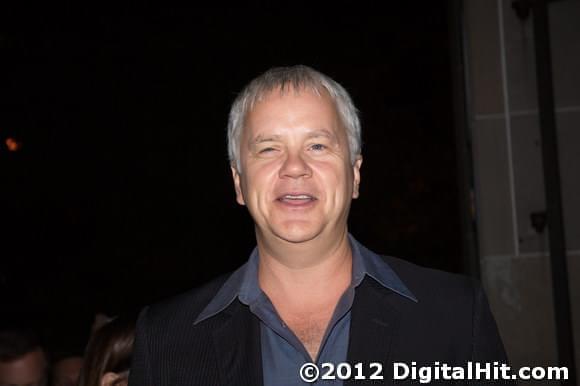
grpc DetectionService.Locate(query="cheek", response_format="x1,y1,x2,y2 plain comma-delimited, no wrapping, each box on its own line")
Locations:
244,166,277,201
316,164,351,195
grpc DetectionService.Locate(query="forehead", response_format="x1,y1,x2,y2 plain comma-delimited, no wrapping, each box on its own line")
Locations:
0,350,46,384
243,87,343,138
53,357,83,375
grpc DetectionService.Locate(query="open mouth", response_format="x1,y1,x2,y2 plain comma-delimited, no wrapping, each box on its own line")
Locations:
276,194,317,204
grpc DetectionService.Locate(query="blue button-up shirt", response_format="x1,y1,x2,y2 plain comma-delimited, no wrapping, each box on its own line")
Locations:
195,235,417,385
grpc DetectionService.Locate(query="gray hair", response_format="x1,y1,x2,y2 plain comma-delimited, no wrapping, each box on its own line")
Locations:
227,65,362,171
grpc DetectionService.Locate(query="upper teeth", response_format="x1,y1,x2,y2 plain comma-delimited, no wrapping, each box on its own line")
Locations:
283,195,311,199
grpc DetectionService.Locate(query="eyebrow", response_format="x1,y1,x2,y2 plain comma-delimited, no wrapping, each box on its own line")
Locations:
250,129,337,145
305,129,336,141
251,134,282,145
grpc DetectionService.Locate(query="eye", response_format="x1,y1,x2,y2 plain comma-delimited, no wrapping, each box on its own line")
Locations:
258,147,277,154
310,143,327,151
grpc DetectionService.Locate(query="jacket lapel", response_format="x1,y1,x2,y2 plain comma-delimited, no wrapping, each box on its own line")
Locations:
346,278,401,385
212,300,263,386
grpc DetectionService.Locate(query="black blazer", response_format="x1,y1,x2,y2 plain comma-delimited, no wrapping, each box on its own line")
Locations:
129,256,508,385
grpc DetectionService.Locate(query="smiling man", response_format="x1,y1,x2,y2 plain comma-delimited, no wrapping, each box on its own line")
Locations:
129,66,508,386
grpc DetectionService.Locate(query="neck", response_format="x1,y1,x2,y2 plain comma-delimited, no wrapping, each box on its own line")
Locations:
257,229,353,309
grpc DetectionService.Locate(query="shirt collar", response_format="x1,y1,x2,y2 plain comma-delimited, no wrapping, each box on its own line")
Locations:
348,233,417,302
194,234,417,325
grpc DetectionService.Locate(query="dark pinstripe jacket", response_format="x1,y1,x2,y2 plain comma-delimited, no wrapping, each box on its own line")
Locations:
128,254,508,385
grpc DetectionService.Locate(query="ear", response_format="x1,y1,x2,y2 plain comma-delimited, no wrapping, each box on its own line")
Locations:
101,372,122,386
230,164,246,206
352,155,363,199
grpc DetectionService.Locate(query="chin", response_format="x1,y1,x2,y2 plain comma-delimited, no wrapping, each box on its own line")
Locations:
271,222,322,244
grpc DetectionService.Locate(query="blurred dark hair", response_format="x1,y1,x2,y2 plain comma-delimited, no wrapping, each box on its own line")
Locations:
0,328,44,362
78,314,136,386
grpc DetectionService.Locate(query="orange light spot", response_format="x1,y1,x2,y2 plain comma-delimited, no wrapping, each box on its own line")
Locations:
6,138,21,151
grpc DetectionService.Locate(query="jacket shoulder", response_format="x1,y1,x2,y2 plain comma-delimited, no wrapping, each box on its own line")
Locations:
142,272,231,330
380,255,480,304
130,272,242,386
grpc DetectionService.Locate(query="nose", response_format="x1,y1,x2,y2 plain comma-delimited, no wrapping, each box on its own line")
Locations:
279,151,312,179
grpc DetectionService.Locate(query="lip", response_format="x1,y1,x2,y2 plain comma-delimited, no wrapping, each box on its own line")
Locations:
275,192,318,208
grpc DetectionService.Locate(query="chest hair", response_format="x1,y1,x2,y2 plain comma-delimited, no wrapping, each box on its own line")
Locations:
284,309,334,361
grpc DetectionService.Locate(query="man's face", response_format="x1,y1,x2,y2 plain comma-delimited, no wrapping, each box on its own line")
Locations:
0,349,47,386
232,88,362,245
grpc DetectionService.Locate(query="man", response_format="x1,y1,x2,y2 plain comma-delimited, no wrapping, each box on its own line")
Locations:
0,329,48,386
129,65,507,385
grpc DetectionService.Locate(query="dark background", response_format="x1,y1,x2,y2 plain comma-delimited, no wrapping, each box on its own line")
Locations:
1,3,462,342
